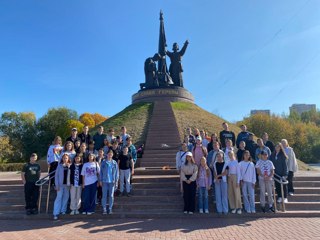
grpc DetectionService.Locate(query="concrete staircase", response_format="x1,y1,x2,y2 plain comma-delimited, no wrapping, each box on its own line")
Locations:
0,101,320,219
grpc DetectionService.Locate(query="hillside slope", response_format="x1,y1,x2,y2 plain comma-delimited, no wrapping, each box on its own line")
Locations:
171,102,241,141
93,103,153,146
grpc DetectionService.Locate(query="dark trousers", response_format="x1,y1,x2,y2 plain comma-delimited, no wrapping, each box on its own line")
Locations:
24,182,39,210
183,177,196,212
83,182,97,213
287,171,294,193
274,175,287,198
97,186,102,203
49,162,58,186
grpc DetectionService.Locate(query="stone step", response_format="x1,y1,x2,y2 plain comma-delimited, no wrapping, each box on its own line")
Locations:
294,181,320,187
135,168,178,175
140,162,176,168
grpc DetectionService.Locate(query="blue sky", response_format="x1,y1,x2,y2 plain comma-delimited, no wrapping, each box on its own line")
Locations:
1,0,319,122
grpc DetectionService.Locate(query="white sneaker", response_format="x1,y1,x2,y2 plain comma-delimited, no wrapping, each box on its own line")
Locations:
53,215,58,220
82,212,87,215
189,212,193,214
61,212,66,215
199,209,203,214
205,209,209,214
251,210,256,213
277,197,283,203
288,192,294,196
70,210,75,215
246,210,251,213
103,208,107,215
75,210,80,215
283,198,288,203
237,209,242,214
231,209,236,214
183,211,188,214
87,212,94,215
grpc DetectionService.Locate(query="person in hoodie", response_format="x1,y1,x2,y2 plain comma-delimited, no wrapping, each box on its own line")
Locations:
47,136,63,186
78,125,92,147
100,149,119,214
236,124,251,148
192,137,208,167
53,154,71,220
270,143,288,203
219,122,235,149
93,126,106,151
69,153,83,215
281,139,298,196
197,157,212,214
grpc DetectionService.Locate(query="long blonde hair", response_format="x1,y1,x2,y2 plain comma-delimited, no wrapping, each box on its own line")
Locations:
198,156,210,178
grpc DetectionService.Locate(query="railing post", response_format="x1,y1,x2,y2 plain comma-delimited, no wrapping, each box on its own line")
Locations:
38,185,42,213
46,179,51,214
281,181,286,212
273,180,277,213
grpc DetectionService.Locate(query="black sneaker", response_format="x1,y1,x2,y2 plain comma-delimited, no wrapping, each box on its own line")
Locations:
26,209,32,215
269,206,275,213
31,208,38,215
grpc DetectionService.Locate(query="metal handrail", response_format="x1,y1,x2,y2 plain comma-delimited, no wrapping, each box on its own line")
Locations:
35,170,56,214
273,173,289,212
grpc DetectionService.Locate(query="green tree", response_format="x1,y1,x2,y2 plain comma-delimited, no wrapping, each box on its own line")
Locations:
0,112,37,161
0,136,14,162
37,107,78,156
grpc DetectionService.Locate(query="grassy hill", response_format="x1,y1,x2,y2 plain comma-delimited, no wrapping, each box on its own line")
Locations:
171,102,241,141
93,103,153,146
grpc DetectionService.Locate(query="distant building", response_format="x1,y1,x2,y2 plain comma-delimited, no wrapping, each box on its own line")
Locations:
250,110,271,116
289,104,316,115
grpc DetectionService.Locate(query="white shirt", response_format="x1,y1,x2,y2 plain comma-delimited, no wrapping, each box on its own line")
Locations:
176,151,187,170
81,162,100,186
227,160,241,183
239,161,256,184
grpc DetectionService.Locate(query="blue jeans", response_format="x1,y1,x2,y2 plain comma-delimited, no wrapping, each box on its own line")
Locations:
215,180,228,213
242,181,255,212
102,182,115,210
53,185,70,216
83,182,97,213
198,187,209,211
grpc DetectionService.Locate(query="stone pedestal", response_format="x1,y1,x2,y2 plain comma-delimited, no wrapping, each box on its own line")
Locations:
132,86,194,104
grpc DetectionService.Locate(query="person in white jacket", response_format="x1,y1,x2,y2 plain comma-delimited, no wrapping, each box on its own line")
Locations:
239,150,256,213
176,143,188,193
281,139,298,196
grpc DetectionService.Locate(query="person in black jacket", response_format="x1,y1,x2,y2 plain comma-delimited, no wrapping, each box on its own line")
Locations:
69,154,83,215
66,128,81,145
262,132,275,154
270,143,288,203
219,122,235,149
245,133,258,164
78,126,92,147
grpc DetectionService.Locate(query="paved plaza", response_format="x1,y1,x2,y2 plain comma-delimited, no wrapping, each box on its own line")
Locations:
1,217,319,240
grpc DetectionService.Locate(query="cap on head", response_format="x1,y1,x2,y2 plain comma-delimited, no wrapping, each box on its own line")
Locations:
72,128,77,132
261,150,268,156
186,152,193,157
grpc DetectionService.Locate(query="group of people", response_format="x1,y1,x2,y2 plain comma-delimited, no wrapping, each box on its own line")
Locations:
22,126,137,219
176,123,298,214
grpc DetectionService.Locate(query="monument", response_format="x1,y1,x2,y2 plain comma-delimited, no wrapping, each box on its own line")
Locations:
132,11,194,104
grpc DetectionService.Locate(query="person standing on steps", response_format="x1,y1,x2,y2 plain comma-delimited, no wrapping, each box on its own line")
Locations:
255,138,271,163
66,128,81,146
236,141,246,162
181,152,198,214
192,137,208,167
127,137,137,192
270,143,288,203
47,136,63,187
206,133,220,153
239,150,256,213
93,126,106,151
118,146,134,196
219,122,235,149
176,143,189,193
236,124,251,148
78,126,92,147
281,139,298,196
262,132,275,154
197,157,212,214
21,153,41,215
69,154,83,215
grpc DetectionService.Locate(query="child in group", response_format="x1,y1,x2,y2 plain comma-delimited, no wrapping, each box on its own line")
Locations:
87,140,98,157
127,137,137,190
79,143,89,163
53,154,71,220
192,137,208,166
176,143,188,193
74,140,81,154
239,150,256,213
197,157,212,213
213,152,228,215
69,154,83,215
81,153,100,215
47,136,63,186
227,151,242,214
96,148,105,205
118,146,134,196
181,152,198,214
21,153,41,215
100,149,119,214
60,141,76,162
223,139,234,164
237,141,246,162
103,139,110,158
256,150,275,213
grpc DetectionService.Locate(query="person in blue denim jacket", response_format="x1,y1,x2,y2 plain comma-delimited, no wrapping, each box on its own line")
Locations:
100,149,119,214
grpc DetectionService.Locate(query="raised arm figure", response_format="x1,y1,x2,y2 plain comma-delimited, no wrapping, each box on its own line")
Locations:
166,40,189,87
